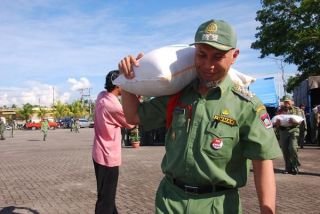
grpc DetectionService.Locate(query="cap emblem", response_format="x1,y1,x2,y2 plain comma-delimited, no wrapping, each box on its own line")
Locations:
205,22,217,33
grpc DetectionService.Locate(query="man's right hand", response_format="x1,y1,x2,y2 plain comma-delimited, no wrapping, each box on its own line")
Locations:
118,53,144,79
274,119,281,127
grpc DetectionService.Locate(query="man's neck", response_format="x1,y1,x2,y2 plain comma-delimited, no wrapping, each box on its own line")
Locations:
110,89,120,97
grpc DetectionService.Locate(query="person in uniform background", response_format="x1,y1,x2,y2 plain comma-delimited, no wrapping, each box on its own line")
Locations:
70,117,74,132
310,105,320,145
74,119,80,133
119,19,281,214
274,96,303,174
92,70,135,214
10,120,14,138
41,119,49,141
0,118,5,140
298,104,307,148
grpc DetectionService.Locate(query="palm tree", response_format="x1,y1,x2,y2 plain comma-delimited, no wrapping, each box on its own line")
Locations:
53,101,71,119
68,100,88,119
37,108,48,120
17,103,34,122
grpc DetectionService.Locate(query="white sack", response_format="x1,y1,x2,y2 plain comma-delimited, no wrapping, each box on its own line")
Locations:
228,68,256,88
113,44,255,96
271,114,304,127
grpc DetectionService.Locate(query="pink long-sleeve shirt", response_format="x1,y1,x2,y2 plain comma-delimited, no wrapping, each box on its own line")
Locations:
92,91,134,167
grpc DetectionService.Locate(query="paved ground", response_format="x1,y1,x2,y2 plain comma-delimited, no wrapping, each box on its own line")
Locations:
0,128,319,214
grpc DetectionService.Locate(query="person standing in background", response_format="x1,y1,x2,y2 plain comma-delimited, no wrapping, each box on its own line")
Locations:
0,118,5,140
275,96,303,174
74,119,80,133
41,119,49,141
298,104,307,148
92,70,134,214
310,105,320,145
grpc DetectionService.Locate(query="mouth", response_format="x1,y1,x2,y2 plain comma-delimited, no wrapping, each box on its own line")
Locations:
202,70,218,79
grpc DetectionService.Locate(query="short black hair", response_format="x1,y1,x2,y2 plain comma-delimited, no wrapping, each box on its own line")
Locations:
104,70,120,92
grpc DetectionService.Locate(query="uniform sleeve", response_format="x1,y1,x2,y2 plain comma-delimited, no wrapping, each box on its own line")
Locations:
137,96,169,131
240,97,282,160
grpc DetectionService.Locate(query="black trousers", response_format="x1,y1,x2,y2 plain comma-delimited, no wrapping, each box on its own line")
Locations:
93,160,119,214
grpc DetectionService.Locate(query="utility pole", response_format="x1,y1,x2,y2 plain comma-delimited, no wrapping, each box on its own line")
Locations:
52,87,55,106
267,57,287,96
278,59,286,96
78,88,92,115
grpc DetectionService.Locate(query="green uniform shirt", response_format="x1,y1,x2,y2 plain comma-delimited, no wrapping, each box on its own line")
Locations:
138,75,281,188
0,121,5,133
41,121,49,133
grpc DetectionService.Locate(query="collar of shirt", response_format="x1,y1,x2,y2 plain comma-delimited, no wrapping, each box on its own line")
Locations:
189,74,233,98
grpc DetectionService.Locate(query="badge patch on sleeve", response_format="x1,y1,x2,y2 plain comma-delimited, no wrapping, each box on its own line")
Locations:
260,113,273,129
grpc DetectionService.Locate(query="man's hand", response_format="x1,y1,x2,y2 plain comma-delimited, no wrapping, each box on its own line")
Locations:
274,119,281,127
118,53,144,79
288,118,300,125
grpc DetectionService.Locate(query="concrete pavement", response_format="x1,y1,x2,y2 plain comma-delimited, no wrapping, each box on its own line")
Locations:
0,128,319,214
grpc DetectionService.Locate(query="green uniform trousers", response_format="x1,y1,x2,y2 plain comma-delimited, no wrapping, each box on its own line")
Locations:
42,130,48,141
155,177,241,214
279,128,300,171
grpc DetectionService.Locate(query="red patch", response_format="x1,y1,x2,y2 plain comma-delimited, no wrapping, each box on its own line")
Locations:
211,138,223,150
260,113,273,129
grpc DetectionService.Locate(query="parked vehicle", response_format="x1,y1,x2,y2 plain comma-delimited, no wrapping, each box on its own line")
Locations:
58,117,73,129
25,121,58,130
78,119,90,128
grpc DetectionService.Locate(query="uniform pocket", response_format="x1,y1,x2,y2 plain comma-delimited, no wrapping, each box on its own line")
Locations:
201,122,238,159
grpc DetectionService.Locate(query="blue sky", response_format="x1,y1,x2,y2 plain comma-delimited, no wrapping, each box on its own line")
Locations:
0,0,297,107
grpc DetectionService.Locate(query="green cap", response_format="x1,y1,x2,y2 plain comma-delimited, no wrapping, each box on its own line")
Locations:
191,19,237,51
283,95,292,102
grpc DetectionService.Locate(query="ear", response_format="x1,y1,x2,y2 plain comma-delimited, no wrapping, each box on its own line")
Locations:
231,49,240,64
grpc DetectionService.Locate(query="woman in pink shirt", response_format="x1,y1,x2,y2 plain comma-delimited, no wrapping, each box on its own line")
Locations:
92,70,134,214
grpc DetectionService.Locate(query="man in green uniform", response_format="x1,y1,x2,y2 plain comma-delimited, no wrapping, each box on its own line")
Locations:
298,104,307,148
310,105,320,145
41,119,49,141
275,96,303,175
119,19,281,213
0,118,5,140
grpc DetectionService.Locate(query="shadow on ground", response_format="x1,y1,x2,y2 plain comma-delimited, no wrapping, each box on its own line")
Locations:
274,168,320,177
0,206,39,214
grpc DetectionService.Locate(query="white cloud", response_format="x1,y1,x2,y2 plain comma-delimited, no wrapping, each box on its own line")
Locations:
68,77,92,91
0,81,79,107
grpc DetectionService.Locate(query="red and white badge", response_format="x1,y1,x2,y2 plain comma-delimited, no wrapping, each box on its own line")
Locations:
211,138,223,150
260,113,273,129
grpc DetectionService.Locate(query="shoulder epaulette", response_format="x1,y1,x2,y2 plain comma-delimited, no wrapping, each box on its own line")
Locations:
232,84,255,101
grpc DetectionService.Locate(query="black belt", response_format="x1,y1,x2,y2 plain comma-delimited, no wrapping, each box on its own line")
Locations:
172,178,232,194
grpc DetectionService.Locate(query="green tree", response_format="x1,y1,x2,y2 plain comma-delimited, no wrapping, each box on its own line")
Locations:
37,108,48,120
68,100,88,118
53,101,71,119
18,103,34,122
252,0,320,92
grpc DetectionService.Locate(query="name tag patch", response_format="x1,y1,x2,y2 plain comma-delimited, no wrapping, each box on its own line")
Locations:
213,115,237,126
